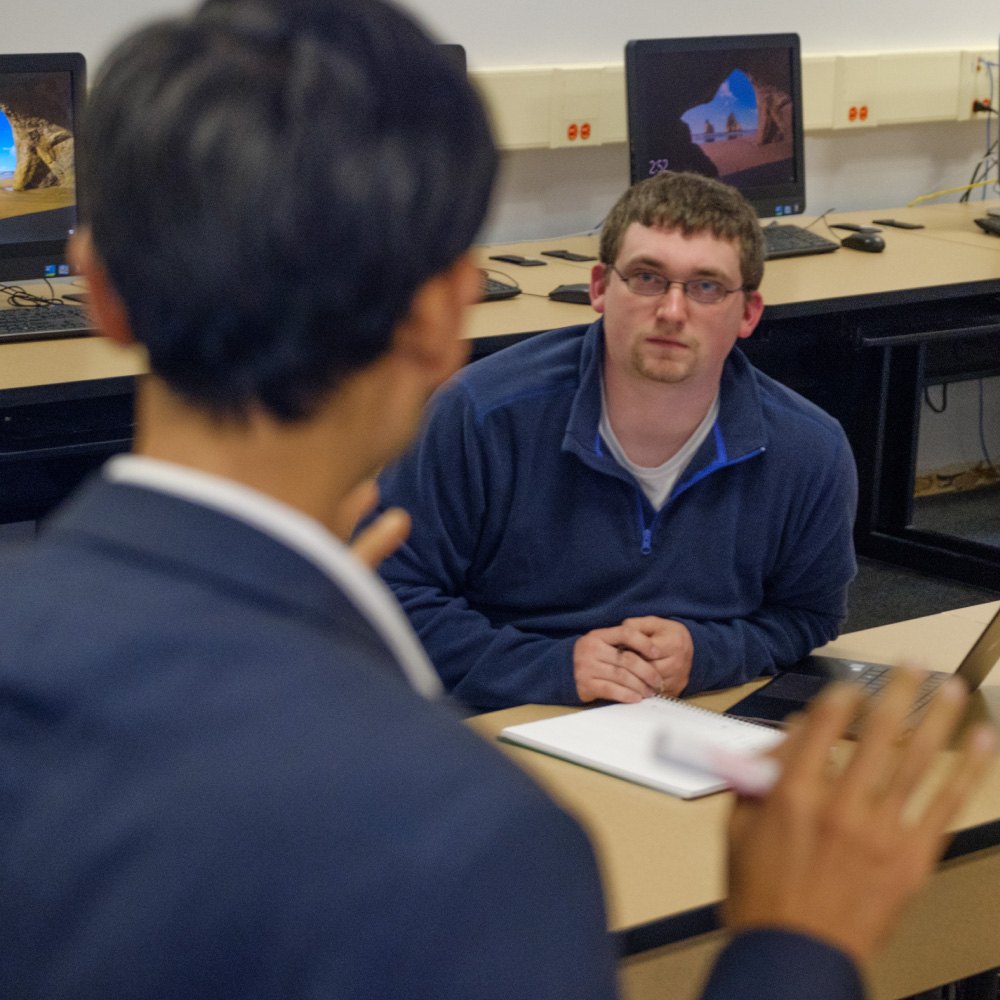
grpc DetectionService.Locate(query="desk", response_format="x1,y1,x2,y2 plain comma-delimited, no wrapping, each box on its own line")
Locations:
468,602,1000,1000
4,202,1000,571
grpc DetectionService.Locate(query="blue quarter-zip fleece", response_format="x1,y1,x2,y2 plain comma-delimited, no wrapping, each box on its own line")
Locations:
376,319,858,710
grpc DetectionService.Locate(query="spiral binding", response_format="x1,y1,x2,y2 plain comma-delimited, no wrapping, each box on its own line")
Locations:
649,693,773,734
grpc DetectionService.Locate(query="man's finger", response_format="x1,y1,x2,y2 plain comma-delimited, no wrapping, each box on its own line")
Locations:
917,723,996,840
349,507,411,569
838,668,925,809
615,648,666,693
608,659,657,699
778,682,863,787
882,678,968,814
585,677,646,704
333,479,380,540
612,625,662,661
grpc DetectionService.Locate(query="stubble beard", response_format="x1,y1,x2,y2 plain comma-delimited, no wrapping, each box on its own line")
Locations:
629,334,696,385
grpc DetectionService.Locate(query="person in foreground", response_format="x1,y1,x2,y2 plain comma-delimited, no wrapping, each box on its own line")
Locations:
376,171,858,711
0,2,992,999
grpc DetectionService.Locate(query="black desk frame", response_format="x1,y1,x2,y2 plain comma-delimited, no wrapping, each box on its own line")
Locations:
743,279,1000,590
0,373,134,524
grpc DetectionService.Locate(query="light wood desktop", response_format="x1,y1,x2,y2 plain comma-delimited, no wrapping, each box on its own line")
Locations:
468,603,1000,1000
466,199,1000,340
0,280,143,404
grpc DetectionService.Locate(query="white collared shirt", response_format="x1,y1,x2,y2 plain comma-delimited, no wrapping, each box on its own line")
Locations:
104,455,442,699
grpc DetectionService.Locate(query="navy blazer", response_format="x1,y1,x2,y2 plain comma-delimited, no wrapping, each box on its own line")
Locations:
0,476,862,999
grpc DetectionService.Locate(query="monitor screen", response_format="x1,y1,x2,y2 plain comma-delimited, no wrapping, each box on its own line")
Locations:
0,52,85,282
626,34,806,219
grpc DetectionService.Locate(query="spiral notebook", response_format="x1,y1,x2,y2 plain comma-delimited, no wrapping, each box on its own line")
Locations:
499,697,784,800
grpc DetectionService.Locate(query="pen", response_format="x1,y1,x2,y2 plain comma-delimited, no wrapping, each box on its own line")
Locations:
652,727,782,797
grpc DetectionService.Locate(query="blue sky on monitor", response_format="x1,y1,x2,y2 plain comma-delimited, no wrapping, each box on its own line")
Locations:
681,70,758,139
0,113,14,175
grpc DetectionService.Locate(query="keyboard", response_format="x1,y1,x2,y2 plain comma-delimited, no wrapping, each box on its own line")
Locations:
481,275,521,302
846,665,949,737
762,224,840,260
0,303,92,343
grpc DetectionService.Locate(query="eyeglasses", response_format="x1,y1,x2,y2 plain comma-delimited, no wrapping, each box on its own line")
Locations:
611,267,747,305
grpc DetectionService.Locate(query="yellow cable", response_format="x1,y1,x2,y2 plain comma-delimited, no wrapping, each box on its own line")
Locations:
907,179,996,207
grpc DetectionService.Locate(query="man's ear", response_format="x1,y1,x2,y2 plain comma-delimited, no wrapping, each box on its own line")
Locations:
737,290,765,340
68,229,136,347
390,252,480,384
589,262,608,314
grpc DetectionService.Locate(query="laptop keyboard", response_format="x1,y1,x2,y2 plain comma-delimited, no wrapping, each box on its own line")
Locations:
847,667,950,736
763,224,840,260
856,664,892,694
0,303,92,343
856,665,947,702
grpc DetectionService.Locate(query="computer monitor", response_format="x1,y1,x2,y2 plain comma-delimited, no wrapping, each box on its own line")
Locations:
625,34,806,219
0,52,85,283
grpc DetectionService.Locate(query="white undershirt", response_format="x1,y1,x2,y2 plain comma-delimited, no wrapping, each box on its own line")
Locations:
104,454,442,699
598,390,720,510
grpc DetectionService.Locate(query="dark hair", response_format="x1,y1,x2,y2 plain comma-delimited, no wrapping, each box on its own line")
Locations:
78,0,497,420
599,171,765,291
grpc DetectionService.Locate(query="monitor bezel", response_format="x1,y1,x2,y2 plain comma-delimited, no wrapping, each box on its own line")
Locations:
625,33,806,219
0,51,86,283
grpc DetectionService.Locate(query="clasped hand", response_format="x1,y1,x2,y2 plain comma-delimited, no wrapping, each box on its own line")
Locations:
573,615,693,704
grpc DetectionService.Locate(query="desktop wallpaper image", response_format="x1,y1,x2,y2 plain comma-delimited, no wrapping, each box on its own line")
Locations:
0,71,76,244
637,49,796,190
680,69,794,184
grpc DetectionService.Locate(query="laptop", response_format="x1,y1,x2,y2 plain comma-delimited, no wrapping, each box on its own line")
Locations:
725,605,1000,732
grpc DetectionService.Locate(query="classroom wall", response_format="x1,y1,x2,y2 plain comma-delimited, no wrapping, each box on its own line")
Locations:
8,0,1000,475
481,121,994,243
12,0,1000,239
18,0,998,71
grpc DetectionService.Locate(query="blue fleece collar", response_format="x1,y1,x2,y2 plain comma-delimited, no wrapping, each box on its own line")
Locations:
561,318,767,491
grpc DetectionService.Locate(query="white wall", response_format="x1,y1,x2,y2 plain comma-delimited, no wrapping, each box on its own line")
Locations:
9,0,1000,240
5,0,1000,70
482,121,997,243
918,377,1000,475
415,1,1000,68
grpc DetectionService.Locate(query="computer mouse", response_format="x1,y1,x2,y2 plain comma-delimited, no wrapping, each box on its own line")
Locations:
548,283,592,304
974,216,1000,237
841,232,885,253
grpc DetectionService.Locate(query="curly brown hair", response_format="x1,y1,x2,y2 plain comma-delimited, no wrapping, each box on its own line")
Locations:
599,171,765,290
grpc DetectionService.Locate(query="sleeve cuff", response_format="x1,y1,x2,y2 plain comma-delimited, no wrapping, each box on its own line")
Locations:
558,637,584,706
700,929,866,1000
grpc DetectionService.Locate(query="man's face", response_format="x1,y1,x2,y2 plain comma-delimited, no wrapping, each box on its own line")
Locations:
590,222,764,390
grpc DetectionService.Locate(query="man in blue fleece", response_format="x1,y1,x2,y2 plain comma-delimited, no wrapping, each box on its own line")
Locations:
377,171,858,710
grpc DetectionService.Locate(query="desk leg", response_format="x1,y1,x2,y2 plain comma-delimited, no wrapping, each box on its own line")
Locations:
859,341,923,539
855,341,1000,589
